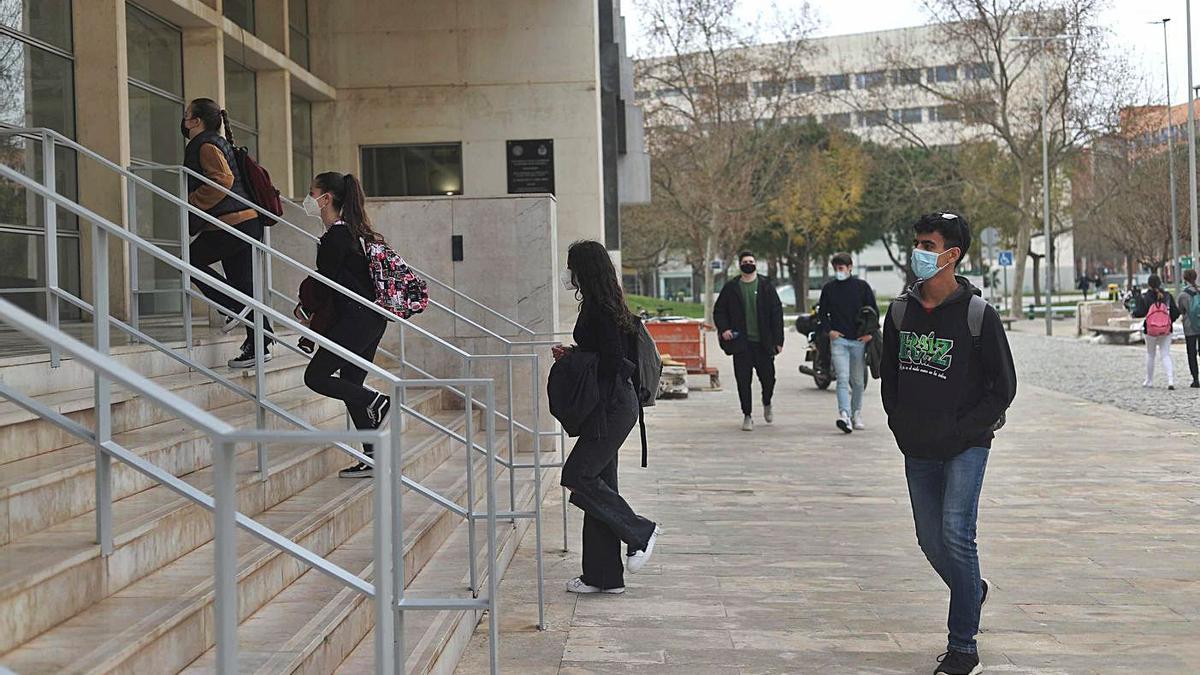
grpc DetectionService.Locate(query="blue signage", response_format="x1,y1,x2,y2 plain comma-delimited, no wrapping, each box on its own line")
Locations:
997,250,1014,267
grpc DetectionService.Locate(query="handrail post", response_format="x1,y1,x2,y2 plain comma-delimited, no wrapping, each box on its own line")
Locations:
177,171,194,364
532,351,546,630
561,424,569,552
212,438,239,673
464,364,478,596
126,175,140,338
93,224,113,555
390,381,405,673
252,247,268,481
506,344,516,526
376,384,400,675
42,132,60,367
484,381,500,675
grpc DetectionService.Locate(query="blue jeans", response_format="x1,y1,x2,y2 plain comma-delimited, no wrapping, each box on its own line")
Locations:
830,337,866,415
905,446,989,654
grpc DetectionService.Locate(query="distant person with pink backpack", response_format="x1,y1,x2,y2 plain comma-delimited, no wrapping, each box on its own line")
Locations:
1132,275,1180,390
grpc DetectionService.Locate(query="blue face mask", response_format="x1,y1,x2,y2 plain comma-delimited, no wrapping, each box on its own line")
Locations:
911,248,955,281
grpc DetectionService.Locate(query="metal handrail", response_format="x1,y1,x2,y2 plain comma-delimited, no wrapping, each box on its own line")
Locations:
0,295,401,672
0,162,507,672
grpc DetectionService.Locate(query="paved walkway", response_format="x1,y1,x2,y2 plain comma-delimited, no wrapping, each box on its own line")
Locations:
457,333,1200,674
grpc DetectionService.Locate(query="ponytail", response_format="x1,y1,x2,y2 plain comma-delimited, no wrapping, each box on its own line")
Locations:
312,171,381,250
218,109,235,145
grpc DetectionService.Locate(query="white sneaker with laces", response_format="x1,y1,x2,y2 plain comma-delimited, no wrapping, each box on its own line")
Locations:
852,411,865,430
837,411,852,434
565,577,624,594
626,525,662,574
741,415,753,431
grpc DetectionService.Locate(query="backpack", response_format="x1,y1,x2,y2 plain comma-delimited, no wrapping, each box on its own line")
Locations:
632,318,663,468
232,146,283,225
1184,288,1200,332
1144,297,1173,337
362,239,430,319
891,293,1006,432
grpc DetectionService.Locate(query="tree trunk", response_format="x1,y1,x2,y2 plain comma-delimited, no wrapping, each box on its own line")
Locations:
703,230,716,324
1030,252,1042,303
798,246,812,313
1010,213,1033,318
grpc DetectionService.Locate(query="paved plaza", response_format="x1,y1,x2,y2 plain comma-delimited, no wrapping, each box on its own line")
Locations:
457,328,1200,674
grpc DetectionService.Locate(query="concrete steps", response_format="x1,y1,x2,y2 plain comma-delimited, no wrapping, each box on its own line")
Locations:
0,406,478,673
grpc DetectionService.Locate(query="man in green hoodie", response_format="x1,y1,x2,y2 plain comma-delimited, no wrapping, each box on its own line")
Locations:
881,213,1018,675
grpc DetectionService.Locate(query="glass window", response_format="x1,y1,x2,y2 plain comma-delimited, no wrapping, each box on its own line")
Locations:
360,143,464,197
753,80,783,98
822,112,851,129
929,104,962,122
288,0,309,70
824,74,849,91
0,231,81,315
0,0,72,52
857,110,887,127
223,0,255,33
966,62,992,80
126,4,182,97
290,96,312,197
893,68,922,86
790,77,815,94
223,58,258,155
927,65,958,83
0,37,80,230
892,107,923,124
855,71,886,89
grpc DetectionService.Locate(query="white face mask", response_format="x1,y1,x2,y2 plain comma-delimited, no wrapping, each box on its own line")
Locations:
560,267,575,291
835,270,850,281
302,193,324,218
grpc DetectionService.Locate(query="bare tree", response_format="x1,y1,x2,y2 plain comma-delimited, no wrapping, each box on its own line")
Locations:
837,0,1137,315
636,0,817,321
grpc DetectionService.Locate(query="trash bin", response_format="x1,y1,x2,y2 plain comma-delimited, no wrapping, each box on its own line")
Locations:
1108,283,1119,302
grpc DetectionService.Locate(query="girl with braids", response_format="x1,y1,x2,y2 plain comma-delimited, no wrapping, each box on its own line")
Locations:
181,97,273,368
554,240,660,595
301,172,391,478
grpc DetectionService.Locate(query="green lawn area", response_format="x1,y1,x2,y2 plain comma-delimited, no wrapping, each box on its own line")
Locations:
626,294,706,319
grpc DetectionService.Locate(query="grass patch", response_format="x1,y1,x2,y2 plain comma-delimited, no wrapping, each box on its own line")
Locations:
626,294,706,319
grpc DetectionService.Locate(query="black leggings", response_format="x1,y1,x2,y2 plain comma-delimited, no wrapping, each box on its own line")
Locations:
1187,334,1199,383
304,315,387,454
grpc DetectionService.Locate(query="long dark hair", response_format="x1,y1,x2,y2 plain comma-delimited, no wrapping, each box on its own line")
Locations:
313,172,382,249
188,98,236,145
567,240,637,334
1147,274,1165,301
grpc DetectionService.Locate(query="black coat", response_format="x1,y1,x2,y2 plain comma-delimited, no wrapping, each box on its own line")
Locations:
858,306,883,380
547,350,603,439
712,275,785,355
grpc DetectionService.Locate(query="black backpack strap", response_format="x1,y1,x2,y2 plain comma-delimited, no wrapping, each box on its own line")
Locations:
890,296,908,332
967,295,987,350
639,404,648,468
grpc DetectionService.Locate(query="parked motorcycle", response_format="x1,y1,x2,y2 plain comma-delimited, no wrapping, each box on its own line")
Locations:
795,309,832,390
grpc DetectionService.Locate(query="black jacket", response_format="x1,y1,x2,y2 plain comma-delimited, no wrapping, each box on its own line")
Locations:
712,275,785,355
548,350,603,439
858,306,883,380
882,277,1018,460
183,130,254,235
316,223,380,324
818,277,878,339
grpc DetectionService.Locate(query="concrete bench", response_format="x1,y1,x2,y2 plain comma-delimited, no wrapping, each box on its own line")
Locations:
1087,325,1140,344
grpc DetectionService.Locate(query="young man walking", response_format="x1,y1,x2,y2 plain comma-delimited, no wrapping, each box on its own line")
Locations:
1181,269,1200,388
882,213,1017,675
713,251,784,431
818,252,878,433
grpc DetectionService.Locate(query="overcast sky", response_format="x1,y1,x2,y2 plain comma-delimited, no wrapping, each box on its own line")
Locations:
622,0,1200,107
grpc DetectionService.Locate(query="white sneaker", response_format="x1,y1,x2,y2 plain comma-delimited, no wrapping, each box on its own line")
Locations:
741,415,753,431
837,411,852,434
566,577,624,594
852,411,865,430
763,405,773,423
626,525,662,574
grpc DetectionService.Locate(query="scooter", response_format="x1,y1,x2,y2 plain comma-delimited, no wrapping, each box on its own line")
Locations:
794,309,833,390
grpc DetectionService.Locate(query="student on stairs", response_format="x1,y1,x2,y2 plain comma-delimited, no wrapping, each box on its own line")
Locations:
297,171,392,478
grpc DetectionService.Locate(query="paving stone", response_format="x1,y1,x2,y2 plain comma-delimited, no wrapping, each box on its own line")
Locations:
455,331,1200,673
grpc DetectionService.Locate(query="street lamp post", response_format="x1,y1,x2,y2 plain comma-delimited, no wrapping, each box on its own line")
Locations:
1155,18,1184,295
1011,33,1070,336
1187,1,1199,264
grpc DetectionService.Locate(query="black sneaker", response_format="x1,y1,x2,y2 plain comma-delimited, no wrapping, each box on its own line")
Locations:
221,306,251,334
935,650,981,675
367,391,392,427
980,578,990,608
338,461,373,478
228,343,271,369
1191,380,1200,388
